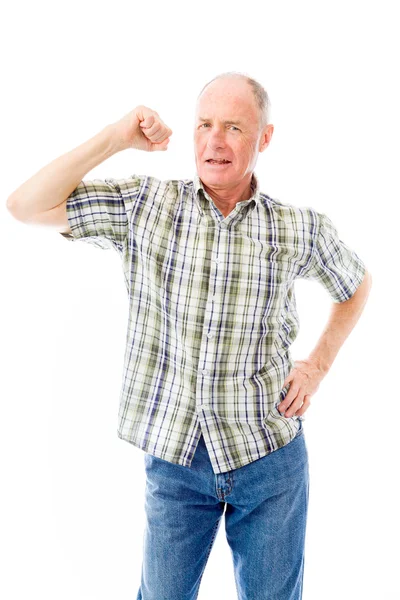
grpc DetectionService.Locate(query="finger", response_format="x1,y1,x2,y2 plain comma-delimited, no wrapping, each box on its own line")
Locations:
150,137,170,151
157,125,173,140
285,393,306,418
295,395,311,417
143,122,162,139
150,128,170,143
278,383,301,414
282,371,295,388
149,126,173,145
149,122,173,140
140,115,155,129
151,120,172,139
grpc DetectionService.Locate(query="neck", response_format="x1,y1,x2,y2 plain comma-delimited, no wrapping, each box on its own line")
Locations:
202,174,254,216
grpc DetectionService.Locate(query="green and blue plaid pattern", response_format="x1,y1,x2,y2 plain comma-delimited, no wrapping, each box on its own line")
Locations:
60,171,366,474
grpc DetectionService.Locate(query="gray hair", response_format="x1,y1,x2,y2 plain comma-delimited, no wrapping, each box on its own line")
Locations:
197,71,271,129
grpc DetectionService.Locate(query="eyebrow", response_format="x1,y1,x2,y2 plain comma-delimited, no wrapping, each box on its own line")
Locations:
198,117,243,126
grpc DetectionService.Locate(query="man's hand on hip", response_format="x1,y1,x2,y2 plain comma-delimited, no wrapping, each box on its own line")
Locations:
278,359,327,418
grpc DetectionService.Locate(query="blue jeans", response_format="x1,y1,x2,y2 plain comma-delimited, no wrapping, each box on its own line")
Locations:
137,422,309,600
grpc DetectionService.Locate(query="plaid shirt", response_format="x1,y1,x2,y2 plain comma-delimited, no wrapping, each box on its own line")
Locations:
60,171,366,474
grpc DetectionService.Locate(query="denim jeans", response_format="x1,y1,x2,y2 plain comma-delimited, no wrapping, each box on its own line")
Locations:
136,421,309,600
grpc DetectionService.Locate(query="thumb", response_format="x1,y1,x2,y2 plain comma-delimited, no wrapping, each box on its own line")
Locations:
140,115,155,129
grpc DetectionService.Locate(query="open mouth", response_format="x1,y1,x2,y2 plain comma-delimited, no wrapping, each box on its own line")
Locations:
206,159,232,166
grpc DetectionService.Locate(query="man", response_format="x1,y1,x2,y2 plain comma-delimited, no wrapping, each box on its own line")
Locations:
7,71,372,600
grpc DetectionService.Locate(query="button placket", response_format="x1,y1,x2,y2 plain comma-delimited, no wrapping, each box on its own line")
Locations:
196,220,229,411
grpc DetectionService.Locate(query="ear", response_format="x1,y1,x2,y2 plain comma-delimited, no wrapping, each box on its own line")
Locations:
259,124,274,153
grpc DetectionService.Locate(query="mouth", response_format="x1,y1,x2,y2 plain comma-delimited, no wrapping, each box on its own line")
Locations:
205,159,232,167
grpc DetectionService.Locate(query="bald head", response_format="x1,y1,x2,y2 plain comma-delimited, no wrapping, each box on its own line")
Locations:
197,72,271,131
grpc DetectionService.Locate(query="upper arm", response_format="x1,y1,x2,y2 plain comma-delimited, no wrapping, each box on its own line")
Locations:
58,176,142,247
9,175,145,250
298,211,367,303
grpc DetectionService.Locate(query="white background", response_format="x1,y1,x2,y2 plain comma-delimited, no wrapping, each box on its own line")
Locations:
1,0,398,598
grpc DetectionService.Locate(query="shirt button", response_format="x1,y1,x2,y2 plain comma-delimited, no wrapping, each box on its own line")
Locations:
207,332,213,338
220,222,227,229
202,369,208,376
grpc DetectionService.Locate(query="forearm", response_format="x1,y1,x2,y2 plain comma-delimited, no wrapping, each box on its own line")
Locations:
307,271,372,374
6,123,121,219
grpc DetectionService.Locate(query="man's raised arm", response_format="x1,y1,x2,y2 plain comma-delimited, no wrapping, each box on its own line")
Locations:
6,105,173,224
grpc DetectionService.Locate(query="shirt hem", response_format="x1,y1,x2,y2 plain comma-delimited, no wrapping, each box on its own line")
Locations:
116,428,193,468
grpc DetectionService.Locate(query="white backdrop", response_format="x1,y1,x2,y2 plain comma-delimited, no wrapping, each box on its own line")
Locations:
1,0,398,598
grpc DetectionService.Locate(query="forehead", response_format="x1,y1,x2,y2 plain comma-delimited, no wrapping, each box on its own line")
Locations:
196,79,258,121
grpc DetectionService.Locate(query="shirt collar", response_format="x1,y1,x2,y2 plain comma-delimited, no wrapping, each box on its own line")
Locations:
193,171,261,215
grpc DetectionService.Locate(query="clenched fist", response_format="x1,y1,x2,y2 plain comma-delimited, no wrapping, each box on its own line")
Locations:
112,105,173,152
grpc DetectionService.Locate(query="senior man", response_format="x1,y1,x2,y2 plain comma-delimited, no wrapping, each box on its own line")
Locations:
7,71,371,600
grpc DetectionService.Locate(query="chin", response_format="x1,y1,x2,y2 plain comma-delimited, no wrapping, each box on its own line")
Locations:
198,167,233,185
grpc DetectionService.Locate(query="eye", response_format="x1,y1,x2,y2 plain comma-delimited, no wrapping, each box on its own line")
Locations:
198,123,240,131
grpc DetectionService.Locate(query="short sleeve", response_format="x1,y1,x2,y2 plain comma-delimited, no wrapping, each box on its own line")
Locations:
300,212,366,303
59,175,141,251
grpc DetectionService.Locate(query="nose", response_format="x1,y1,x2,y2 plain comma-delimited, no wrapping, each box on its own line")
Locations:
207,126,227,150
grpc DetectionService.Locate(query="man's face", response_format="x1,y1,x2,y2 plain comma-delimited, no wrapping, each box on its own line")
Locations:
193,78,273,190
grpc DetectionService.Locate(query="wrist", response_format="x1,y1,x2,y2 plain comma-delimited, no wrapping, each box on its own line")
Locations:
307,355,331,375
104,123,128,154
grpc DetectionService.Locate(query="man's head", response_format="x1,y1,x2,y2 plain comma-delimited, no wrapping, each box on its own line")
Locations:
194,72,274,192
